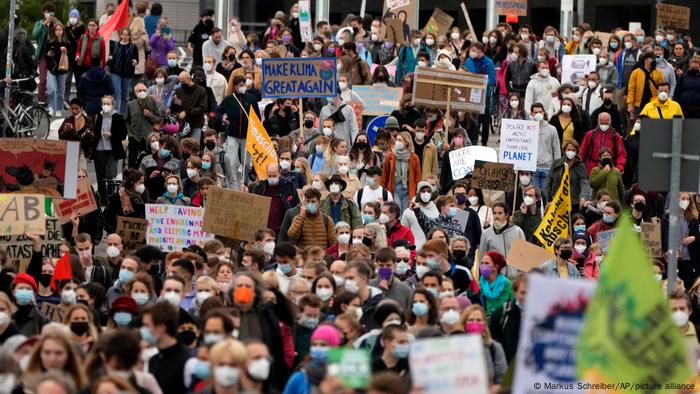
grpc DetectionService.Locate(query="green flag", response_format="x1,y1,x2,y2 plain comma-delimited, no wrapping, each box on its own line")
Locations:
577,214,692,390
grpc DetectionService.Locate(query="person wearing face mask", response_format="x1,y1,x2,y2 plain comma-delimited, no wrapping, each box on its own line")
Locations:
549,97,585,143
596,51,619,87
91,95,127,198
251,163,301,234
170,71,208,143
11,273,49,336
626,52,665,117
465,43,497,146
478,203,526,267
318,91,359,147
565,27,586,55
512,185,543,242
155,174,190,205
579,112,627,175
577,71,604,116
372,324,411,375
103,168,148,234
148,18,176,67
319,174,362,227
395,29,427,85
640,81,684,120
381,132,422,213
217,46,240,82
529,104,561,190
107,27,139,115
587,200,621,242
266,99,302,138
652,46,677,96
284,324,343,393
58,98,94,161
661,192,700,290
400,182,440,249
291,295,323,366
288,188,336,249
615,33,641,90
673,57,700,119
539,237,581,279
126,83,161,168
590,89,622,132
218,76,261,178
354,166,393,208
545,139,592,214
668,291,699,355
432,50,456,71
186,9,215,67
202,55,228,105
63,9,85,101
337,74,365,109
505,44,537,98
589,148,624,202
338,41,372,86
106,257,140,307
570,230,598,279
524,61,561,120
201,28,231,66
437,295,463,335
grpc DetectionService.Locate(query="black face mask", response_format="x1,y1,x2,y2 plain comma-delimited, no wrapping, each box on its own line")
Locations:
603,98,613,106
452,249,467,262
182,152,191,161
355,141,368,150
690,69,700,75
70,322,89,336
177,330,197,346
205,141,216,151
304,120,314,129
600,158,613,167
228,54,236,62
376,74,386,82
362,236,373,247
559,249,573,260
39,273,52,287
634,201,646,212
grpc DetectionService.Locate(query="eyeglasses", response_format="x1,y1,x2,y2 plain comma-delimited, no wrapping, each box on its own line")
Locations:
396,258,410,263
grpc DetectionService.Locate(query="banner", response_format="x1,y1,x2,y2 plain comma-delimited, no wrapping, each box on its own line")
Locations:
353,86,403,116
261,58,337,99
577,215,692,388
203,187,271,242
145,204,213,251
448,146,498,181
534,165,570,252
245,105,278,180
116,216,148,251
328,348,371,389
0,194,45,235
561,55,597,87
471,161,514,192
499,119,539,171
496,0,528,16
53,178,97,221
513,275,595,393
0,139,80,198
412,67,489,113
423,8,454,36
410,335,489,394
0,217,62,267
656,3,690,30
298,0,313,43
641,222,662,258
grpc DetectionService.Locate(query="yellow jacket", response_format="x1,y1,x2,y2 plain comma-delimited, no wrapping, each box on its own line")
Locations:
420,142,438,179
640,97,684,119
565,41,585,55
626,67,665,109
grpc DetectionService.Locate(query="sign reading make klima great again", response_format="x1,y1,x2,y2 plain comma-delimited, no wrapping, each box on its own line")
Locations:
262,58,337,99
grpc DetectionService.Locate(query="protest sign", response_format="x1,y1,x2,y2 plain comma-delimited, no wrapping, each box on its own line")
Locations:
53,178,97,221
506,239,555,272
386,0,410,9
594,31,613,48
246,106,278,180
370,64,396,80
561,55,596,86
261,58,337,99
412,67,488,113
423,8,454,36
499,119,539,171
383,0,416,42
0,139,80,199
534,166,571,252
471,161,515,192
596,229,615,252
640,222,662,257
203,187,271,242
299,0,313,43
410,335,489,394
327,348,371,389
353,86,403,116
496,0,527,16
448,146,498,181
348,101,364,130
513,275,595,394
384,18,405,45
0,218,62,267
145,204,213,251
656,3,690,30
116,216,148,251
0,194,45,235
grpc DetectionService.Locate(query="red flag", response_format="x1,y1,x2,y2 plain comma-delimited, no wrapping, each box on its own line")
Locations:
51,253,73,292
505,15,519,24
100,0,131,42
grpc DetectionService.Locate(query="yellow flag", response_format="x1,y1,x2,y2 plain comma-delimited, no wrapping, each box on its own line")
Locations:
533,165,570,252
245,105,278,180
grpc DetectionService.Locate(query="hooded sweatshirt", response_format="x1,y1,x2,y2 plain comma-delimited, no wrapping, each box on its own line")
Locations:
478,223,526,258
524,73,560,116
401,202,439,249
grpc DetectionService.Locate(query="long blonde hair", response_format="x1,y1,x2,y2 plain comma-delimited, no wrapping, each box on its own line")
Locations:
681,192,699,221
26,331,86,388
294,157,314,186
458,304,493,344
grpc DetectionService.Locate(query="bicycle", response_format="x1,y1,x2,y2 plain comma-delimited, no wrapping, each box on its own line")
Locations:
0,78,50,139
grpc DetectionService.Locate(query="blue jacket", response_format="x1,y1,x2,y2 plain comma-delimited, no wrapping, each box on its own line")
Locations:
465,55,496,95
539,259,582,279
395,44,427,85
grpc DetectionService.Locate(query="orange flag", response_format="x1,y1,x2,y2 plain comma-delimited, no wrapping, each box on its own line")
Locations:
245,105,278,180
50,252,73,291
100,0,131,41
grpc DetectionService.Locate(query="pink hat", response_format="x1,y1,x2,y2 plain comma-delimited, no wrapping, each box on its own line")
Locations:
310,324,342,347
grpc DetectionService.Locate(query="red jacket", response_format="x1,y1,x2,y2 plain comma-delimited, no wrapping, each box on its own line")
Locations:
579,127,627,175
582,251,600,279
386,222,415,247
586,220,614,243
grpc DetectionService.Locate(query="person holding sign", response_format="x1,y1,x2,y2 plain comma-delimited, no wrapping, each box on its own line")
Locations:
545,139,592,214
217,76,260,176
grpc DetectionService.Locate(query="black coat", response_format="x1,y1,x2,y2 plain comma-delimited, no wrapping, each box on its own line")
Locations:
148,341,190,394
103,191,147,234
251,179,301,216
78,67,114,115
674,71,700,118
91,113,128,160
549,114,585,143
488,300,522,364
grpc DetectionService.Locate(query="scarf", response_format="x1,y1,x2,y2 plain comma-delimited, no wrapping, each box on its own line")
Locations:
162,192,186,204
119,187,134,214
394,148,410,188
479,274,507,300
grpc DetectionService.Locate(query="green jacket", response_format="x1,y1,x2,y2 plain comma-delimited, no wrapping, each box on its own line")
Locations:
512,208,542,243
32,20,49,59
292,324,313,367
320,195,362,228
589,165,624,202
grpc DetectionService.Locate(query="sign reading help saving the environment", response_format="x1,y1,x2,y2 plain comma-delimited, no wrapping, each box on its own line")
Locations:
412,67,488,113
496,0,528,17
410,335,489,394
352,86,403,116
471,161,515,192
513,275,595,394
449,146,498,181
499,119,539,171
0,194,45,235
261,58,337,99
203,187,271,242
145,204,213,251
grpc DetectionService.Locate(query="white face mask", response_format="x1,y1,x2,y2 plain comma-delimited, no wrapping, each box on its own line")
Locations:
238,86,247,94
469,51,478,59
136,91,148,99
150,141,160,151
537,55,545,62
510,100,519,109
587,80,598,89
69,17,78,25
533,113,544,122
524,196,536,206
255,57,263,65
106,245,121,258
519,175,531,186
279,160,291,170
415,131,425,140
599,58,608,66
417,61,427,68
166,184,179,194
203,63,213,72
61,289,77,304
329,184,341,194
440,309,460,325
134,184,146,194
489,37,498,45
0,312,10,326
312,181,322,190
214,366,241,387
102,105,113,114
658,91,669,101
337,165,349,175
263,241,276,255
247,358,271,381
187,168,198,178
680,200,690,210
574,244,587,254
561,104,572,113
415,264,430,279
413,38,422,46
599,124,610,132
520,33,529,41
426,38,434,46
162,291,181,307
451,32,460,40
482,36,489,44
155,77,165,85
420,192,432,203
565,150,577,160
395,141,405,150
539,68,550,77
592,47,601,55
338,233,351,245
333,275,345,286
323,127,333,136
625,41,633,49
672,310,689,327
316,287,333,301
339,82,348,91
468,196,479,206
196,291,212,305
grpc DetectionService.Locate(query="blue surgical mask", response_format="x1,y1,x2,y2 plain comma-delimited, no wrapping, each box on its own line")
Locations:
299,316,319,329
14,289,34,306
118,269,134,284
194,360,211,380
310,346,329,363
427,287,438,297
427,257,439,270
447,207,458,218
366,177,375,186
610,41,618,49
546,35,555,44
362,214,374,224
306,203,318,214
132,293,149,306
412,302,429,317
278,263,292,274
140,326,157,345
201,161,212,170
159,148,171,158
167,59,178,67
574,224,586,232
113,311,133,326
603,214,615,224
395,262,409,275
393,344,410,359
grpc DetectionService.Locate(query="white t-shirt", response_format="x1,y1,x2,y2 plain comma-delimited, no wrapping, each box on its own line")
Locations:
353,185,394,207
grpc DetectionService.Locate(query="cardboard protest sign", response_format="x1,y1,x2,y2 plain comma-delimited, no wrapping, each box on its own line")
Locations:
448,146,498,181
496,0,527,16
353,86,403,116
534,165,571,252
656,3,690,30
423,8,454,36
298,0,313,43
0,194,45,235
53,178,97,221
499,119,539,171
383,0,416,42
203,187,272,242
410,335,489,394
506,239,555,272
370,64,396,80
261,58,337,99
145,204,213,251
597,229,615,252
348,101,364,130
327,348,371,389
641,222,662,257
116,216,148,251
0,139,80,199
0,218,62,267
561,55,596,86
245,106,278,180
513,275,595,393
471,161,515,192
594,31,613,48
412,67,489,113
384,18,405,45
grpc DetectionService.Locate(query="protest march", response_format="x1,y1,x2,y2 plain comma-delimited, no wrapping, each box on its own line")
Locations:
1,0,700,393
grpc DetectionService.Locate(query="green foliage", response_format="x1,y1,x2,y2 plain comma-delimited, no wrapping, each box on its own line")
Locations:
0,0,88,33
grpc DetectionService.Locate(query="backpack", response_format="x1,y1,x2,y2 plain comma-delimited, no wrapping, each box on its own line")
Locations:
356,187,388,207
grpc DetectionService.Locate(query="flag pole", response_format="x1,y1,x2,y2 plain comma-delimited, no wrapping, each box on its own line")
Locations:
230,92,250,186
